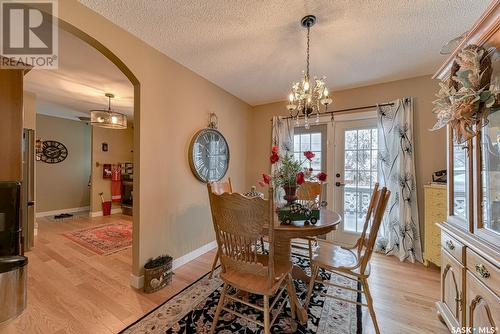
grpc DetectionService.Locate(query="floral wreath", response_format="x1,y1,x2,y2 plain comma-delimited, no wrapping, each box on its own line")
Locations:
432,44,498,143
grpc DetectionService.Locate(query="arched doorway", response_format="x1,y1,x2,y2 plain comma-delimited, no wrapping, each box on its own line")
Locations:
28,10,141,281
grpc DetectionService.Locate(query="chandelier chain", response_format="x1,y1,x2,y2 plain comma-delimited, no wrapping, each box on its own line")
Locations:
306,25,310,78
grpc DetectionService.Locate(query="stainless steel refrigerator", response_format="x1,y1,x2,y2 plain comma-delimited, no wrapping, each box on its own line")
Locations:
21,129,35,251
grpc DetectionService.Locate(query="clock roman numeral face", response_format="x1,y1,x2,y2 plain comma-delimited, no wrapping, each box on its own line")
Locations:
41,140,68,164
190,129,229,182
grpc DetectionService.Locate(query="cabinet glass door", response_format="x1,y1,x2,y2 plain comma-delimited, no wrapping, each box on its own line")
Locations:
453,135,469,220
479,107,500,235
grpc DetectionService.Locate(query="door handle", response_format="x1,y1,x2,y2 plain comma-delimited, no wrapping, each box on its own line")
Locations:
27,201,35,206
335,182,345,187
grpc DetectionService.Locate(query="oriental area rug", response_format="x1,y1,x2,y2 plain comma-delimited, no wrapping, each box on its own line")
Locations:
121,255,362,334
63,222,132,255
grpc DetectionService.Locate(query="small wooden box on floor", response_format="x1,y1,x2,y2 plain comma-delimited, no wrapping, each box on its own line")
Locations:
433,2,500,332
423,184,446,267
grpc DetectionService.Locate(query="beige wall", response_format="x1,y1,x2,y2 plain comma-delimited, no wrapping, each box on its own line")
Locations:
90,125,134,213
58,0,252,276
36,114,91,213
247,75,447,238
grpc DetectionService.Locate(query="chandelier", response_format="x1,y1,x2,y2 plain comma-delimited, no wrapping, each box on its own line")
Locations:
286,15,332,129
90,93,127,129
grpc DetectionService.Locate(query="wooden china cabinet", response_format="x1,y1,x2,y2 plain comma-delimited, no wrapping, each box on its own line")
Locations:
434,2,500,333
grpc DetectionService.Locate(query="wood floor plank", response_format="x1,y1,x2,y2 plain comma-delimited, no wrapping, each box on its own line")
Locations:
0,213,449,334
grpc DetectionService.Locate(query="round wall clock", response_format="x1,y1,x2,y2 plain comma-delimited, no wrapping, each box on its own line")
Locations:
41,140,68,164
189,128,229,183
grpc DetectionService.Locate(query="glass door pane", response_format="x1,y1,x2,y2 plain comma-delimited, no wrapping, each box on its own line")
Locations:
480,107,500,234
453,138,469,220
343,128,378,232
293,125,327,173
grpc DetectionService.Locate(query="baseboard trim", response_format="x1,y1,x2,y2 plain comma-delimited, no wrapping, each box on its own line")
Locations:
129,240,217,289
90,208,123,217
172,240,217,269
36,206,90,218
129,273,144,290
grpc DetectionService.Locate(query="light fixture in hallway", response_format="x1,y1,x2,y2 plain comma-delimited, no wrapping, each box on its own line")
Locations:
90,93,127,129
286,15,332,129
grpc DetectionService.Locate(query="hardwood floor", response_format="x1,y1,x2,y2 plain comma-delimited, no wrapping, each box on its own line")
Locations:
0,213,449,333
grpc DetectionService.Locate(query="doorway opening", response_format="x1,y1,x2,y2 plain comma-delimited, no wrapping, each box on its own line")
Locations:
21,19,140,283
332,118,378,245
292,112,379,246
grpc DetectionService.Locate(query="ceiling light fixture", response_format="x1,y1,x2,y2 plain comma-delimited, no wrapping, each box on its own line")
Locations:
286,15,332,129
90,93,127,129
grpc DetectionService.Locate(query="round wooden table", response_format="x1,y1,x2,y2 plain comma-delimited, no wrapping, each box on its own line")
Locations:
267,209,341,324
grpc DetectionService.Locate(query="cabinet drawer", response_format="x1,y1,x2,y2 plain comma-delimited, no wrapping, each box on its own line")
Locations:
466,271,500,331
466,249,499,297
441,232,464,264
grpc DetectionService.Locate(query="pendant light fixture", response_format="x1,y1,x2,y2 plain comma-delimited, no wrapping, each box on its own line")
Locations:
286,15,332,129
90,93,127,129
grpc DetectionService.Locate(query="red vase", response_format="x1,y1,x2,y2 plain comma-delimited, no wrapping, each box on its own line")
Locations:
283,185,298,205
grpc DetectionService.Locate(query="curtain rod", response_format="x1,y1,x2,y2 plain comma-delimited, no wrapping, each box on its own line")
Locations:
277,102,395,121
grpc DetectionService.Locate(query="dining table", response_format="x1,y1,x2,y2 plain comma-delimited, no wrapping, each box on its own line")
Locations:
265,208,341,324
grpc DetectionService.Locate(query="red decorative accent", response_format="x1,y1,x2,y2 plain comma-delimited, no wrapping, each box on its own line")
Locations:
262,174,271,185
103,164,112,179
270,152,279,164
111,165,122,202
303,151,315,160
317,172,327,182
296,172,305,185
271,146,279,153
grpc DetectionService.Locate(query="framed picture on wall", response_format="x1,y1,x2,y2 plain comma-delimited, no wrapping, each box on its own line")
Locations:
103,164,112,179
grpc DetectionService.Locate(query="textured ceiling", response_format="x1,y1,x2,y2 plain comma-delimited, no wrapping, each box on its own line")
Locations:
25,29,134,120
79,0,491,106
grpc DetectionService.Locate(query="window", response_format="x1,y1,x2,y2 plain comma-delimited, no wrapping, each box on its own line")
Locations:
293,125,327,174
343,127,378,233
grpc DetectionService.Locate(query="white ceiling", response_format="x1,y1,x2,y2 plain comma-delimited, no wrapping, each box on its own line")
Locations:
24,28,134,120
78,0,491,106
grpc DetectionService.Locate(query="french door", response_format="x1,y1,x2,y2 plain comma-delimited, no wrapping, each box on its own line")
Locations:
331,118,378,245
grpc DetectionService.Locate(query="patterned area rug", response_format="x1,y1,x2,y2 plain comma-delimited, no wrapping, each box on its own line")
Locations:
122,255,361,333
63,222,132,255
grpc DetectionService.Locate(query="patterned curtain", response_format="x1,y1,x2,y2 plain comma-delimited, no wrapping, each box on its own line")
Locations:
271,116,294,202
375,98,423,263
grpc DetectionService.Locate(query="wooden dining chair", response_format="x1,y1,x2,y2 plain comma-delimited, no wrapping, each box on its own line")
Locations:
292,181,323,261
345,182,380,258
304,186,390,334
207,179,233,278
208,187,295,334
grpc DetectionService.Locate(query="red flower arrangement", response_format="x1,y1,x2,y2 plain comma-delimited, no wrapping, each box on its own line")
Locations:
261,148,327,188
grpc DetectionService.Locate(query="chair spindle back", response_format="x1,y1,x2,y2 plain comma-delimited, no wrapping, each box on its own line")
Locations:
359,187,390,274
208,186,276,286
356,183,380,257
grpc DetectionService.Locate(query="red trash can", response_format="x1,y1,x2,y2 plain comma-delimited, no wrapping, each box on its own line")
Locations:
102,201,112,216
